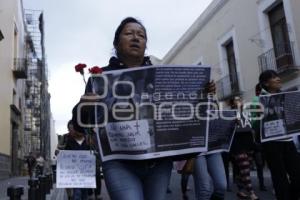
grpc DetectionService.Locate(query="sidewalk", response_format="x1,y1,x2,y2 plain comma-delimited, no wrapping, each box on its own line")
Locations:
0,176,66,200
0,171,274,200
0,176,109,200
49,181,110,200
0,176,29,200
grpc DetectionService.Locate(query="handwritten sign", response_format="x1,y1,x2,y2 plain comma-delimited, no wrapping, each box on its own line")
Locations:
264,119,286,137
106,119,151,151
56,150,96,188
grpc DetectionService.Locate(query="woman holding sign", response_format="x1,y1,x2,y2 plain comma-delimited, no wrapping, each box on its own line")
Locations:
255,70,300,200
78,17,215,200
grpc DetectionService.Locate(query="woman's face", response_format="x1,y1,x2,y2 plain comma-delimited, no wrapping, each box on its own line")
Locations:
265,76,281,92
116,22,146,59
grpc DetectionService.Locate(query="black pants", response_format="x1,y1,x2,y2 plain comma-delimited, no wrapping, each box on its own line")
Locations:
263,141,300,200
181,174,190,194
253,150,265,187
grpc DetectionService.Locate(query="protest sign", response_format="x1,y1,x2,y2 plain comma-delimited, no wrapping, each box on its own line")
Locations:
56,150,96,188
260,90,300,142
205,110,236,154
80,65,211,161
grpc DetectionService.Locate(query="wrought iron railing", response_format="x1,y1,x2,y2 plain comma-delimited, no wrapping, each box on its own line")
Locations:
258,42,296,72
13,58,28,79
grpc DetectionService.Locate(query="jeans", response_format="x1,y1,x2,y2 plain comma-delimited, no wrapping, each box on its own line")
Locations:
102,159,173,200
193,153,227,200
72,188,88,200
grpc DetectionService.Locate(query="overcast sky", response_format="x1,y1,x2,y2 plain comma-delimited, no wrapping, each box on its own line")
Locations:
23,0,213,134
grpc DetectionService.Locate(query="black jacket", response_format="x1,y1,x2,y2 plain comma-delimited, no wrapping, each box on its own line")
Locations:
85,56,152,94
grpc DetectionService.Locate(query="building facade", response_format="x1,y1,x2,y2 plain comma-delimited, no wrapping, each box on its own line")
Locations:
0,0,28,179
0,0,51,179
162,0,300,102
24,9,51,162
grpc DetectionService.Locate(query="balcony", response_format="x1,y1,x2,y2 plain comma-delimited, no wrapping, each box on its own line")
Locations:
216,74,241,100
13,58,28,79
258,42,299,73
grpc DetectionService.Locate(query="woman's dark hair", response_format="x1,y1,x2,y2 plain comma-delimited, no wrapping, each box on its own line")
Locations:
113,17,147,47
259,70,279,90
67,120,72,129
255,83,262,96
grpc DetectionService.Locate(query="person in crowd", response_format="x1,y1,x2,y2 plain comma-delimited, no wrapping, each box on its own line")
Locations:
251,84,267,191
193,153,227,200
86,133,103,200
229,96,259,200
56,120,74,154
252,147,267,191
35,153,45,176
181,173,191,199
221,152,237,191
25,152,36,179
55,120,75,200
82,17,172,200
65,119,90,200
79,17,215,200
174,160,192,199
51,156,57,183
252,70,300,200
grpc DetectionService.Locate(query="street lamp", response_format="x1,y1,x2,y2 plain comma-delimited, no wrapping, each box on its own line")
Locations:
0,30,4,41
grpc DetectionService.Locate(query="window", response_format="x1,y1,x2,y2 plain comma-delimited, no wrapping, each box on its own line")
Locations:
225,40,239,93
268,3,293,68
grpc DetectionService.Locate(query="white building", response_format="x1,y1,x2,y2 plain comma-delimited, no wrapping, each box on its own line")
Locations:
0,0,30,178
162,0,300,102
0,0,51,178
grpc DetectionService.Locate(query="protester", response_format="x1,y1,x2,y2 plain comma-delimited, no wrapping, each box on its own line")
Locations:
65,120,90,200
174,160,192,199
193,153,227,200
76,17,215,200
251,83,267,191
229,96,259,200
56,120,75,200
86,134,103,200
56,120,74,154
181,173,191,199
25,152,36,179
81,17,172,200
35,153,45,176
252,70,300,200
252,147,267,191
221,152,237,191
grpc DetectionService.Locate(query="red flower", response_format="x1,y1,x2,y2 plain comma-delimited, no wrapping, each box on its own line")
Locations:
89,66,103,74
75,63,87,75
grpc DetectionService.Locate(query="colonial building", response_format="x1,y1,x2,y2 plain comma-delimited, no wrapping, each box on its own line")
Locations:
0,0,51,179
162,0,300,102
0,0,29,179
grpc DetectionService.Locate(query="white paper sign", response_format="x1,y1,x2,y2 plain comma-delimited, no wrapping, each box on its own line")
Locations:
264,119,286,137
106,120,151,151
56,150,96,188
